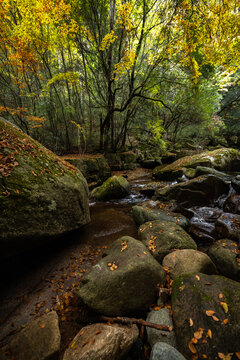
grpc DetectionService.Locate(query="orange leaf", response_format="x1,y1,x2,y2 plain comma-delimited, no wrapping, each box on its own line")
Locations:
203,355,208,359
207,329,212,339
189,318,193,327
223,319,229,325
194,328,203,340
212,315,219,321
206,310,215,316
235,353,240,359
219,293,223,299
188,340,197,354
196,275,200,281
39,323,45,328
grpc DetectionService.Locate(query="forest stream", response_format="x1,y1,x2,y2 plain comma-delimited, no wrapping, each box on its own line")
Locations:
1,164,240,360
0,168,154,357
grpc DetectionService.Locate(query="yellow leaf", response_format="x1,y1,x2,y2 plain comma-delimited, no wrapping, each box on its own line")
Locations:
220,302,228,313
189,318,193,327
195,275,200,281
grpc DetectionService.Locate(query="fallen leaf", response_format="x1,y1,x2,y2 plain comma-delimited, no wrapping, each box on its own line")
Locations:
196,275,200,281
220,301,228,313
223,319,229,325
212,315,219,322
39,324,45,328
188,340,197,354
207,329,212,339
235,353,240,359
95,330,102,335
189,318,193,327
219,293,223,299
206,310,215,316
203,355,208,359
194,328,203,340
218,353,233,360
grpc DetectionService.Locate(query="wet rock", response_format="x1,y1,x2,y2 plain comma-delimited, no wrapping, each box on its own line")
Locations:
194,166,233,180
153,148,239,180
78,236,166,316
215,212,240,241
63,323,138,360
231,177,240,193
223,194,240,214
63,154,111,186
172,273,240,359
8,311,60,360
146,309,176,348
0,118,90,260
91,175,130,201
208,239,240,281
138,220,197,263
162,249,217,278
150,342,186,360
154,175,229,207
131,205,189,229
141,159,159,169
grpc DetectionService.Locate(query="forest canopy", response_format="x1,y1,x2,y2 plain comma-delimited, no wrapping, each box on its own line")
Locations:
0,0,239,153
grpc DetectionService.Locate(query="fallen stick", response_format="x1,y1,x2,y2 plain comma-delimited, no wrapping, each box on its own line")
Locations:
99,315,173,332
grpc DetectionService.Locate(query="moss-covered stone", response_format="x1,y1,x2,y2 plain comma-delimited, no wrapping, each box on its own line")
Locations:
153,148,239,180
0,118,90,259
131,205,189,229
208,239,240,281
154,175,229,207
105,151,137,170
78,236,166,316
91,175,130,201
138,220,197,263
172,273,240,359
62,154,111,187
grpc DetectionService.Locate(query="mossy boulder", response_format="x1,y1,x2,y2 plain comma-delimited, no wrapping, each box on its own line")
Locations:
162,249,217,279
154,175,229,207
0,118,90,259
208,239,240,281
138,220,197,263
91,175,130,201
131,205,189,229
172,273,240,359
153,148,239,180
215,213,240,241
78,236,166,316
62,154,111,187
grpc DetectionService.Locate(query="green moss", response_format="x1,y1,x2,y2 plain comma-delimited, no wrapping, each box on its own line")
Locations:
201,293,213,303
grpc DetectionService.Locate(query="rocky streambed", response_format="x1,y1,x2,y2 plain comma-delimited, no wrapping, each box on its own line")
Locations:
1,118,240,360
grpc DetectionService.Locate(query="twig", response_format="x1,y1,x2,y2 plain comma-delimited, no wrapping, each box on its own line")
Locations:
99,315,173,332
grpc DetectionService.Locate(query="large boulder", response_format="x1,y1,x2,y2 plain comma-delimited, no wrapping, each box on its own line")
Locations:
223,194,240,214
91,175,130,201
162,249,217,279
8,311,60,360
131,205,189,229
172,273,240,359
154,175,229,207
153,148,239,180
0,118,90,259
62,154,111,187
138,220,197,263
78,236,166,316
208,239,240,281
63,323,138,360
